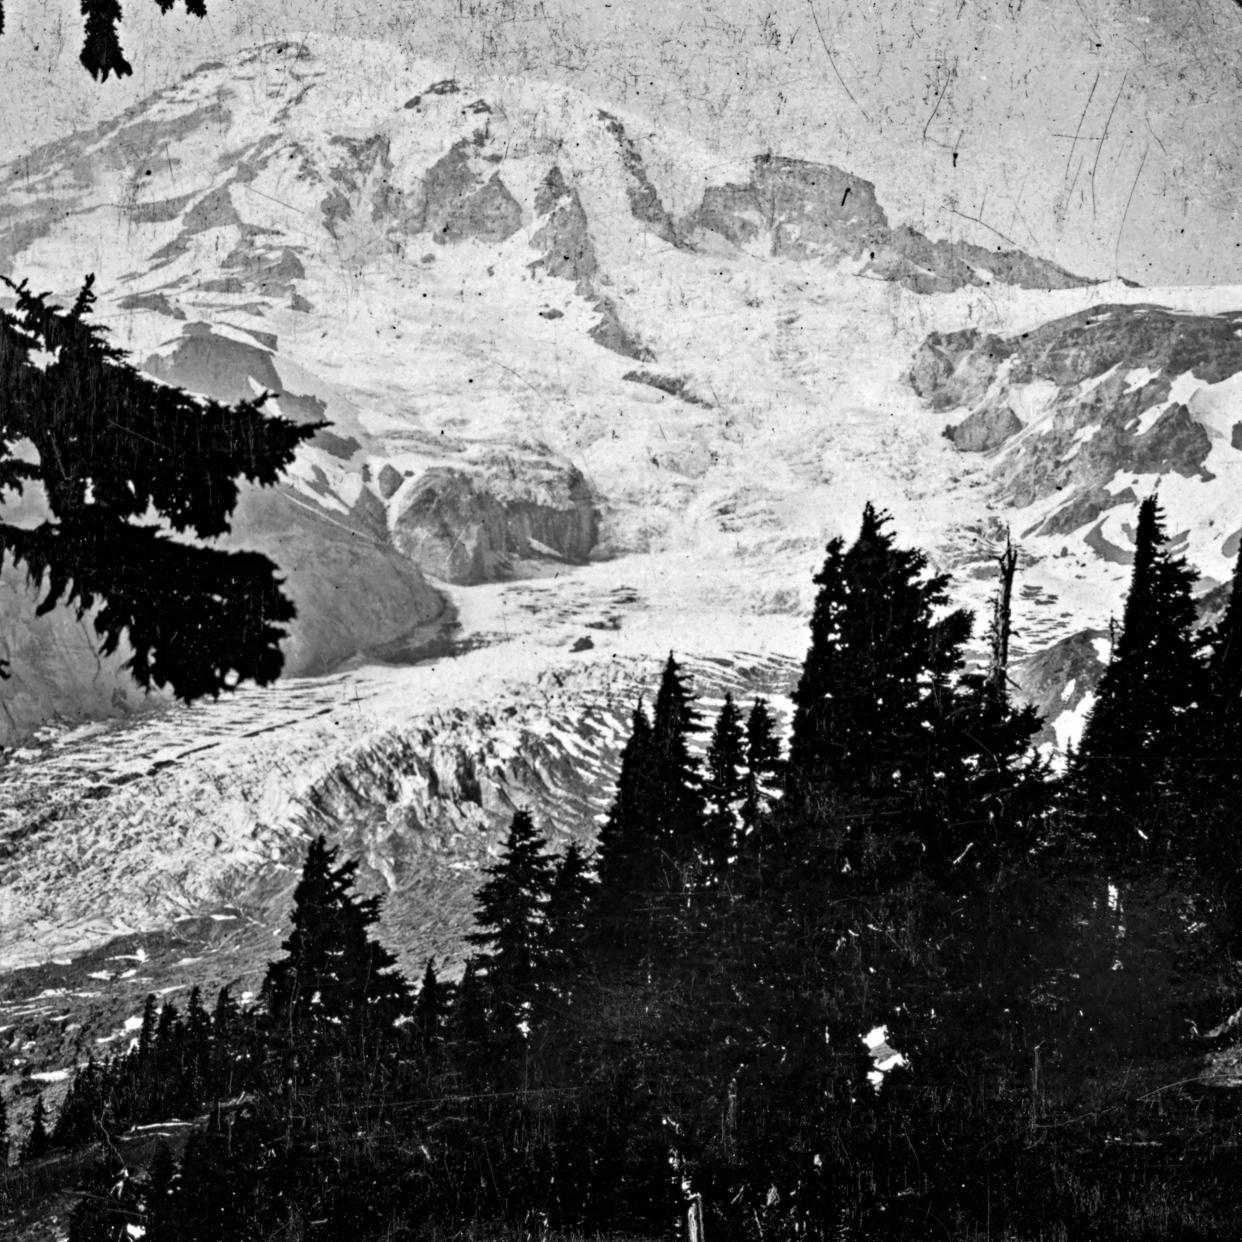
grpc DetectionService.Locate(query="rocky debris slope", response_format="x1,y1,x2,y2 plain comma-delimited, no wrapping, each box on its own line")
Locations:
912,301,1242,748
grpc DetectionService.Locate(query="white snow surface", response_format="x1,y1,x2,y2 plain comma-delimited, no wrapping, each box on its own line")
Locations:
0,36,1241,971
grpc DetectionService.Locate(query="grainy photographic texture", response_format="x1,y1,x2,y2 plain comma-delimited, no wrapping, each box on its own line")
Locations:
0,2,1241,1238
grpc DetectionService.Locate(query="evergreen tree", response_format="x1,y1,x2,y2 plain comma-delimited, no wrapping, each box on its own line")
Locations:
741,697,783,834
649,653,707,875
0,1089,8,1166
136,992,159,1063
262,835,412,1050
1072,495,1204,866
543,843,595,996
594,701,657,906
787,503,968,819
466,809,556,1042
21,1094,51,1162
0,275,318,699
144,1139,178,1242
209,985,242,1099
0,0,215,82
703,694,747,873
412,959,447,1064
446,959,493,1084
53,1058,106,1149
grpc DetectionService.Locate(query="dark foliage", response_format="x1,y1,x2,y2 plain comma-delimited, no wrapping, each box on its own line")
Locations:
0,276,319,699
0,0,216,81
20,1095,50,1163
1072,494,1204,867
262,835,411,1049
35,501,1242,1242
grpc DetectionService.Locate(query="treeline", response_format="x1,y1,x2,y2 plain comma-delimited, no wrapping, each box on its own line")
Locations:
11,497,1242,1240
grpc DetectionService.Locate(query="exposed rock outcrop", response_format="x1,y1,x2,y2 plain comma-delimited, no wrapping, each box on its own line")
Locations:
391,465,599,585
911,303,1242,537
695,154,1091,293
948,405,1023,453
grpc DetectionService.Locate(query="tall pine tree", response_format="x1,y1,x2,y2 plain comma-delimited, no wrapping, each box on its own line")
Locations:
594,701,657,908
466,809,556,1043
262,836,412,1050
741,698,783,836
1072,495,1203,866
703,694,747,875
21,1094,51,1162
649,654,706,877
787,504,967,813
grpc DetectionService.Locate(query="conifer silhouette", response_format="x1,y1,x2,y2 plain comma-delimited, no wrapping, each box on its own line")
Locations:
412,959,447,1063
703,693,747,872
649,653,706,874
0,276,319,699
742,697,783,833
20,1094,51,1162
787,503,965,815
466,809,556,1041
544,842,594,990
262,835,411,1049
595,700,657,904
0,0,213,81
1073,495,1203,864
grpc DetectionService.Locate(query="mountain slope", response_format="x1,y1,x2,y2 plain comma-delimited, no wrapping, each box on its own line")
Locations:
1,36,1241,1023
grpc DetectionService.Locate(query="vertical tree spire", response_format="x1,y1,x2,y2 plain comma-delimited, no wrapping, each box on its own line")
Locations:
1073,494,1204,865
986,533,1019,701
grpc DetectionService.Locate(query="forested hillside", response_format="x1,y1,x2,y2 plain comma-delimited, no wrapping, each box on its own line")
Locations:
7,501,1242,1241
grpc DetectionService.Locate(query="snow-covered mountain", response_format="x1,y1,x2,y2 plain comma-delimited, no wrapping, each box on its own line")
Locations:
2,36,1242,1047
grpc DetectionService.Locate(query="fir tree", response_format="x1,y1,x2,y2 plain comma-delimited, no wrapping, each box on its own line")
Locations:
466,809,556,1041
0,1089,8,1166
543,843,594,987
21,1094,51,1162
412,959,447,1064
649,653,707,875
1073,495,1204,865
144,1139,178,1242
0,276,318,699
209,985,242,1099
263,836,412,1050
446,959,493,1083
0,0,215,82
595,701,657,904
742,697,783,833
53,1058,106,1149
787,503,967,817
136,992,159,1063
703,694,747,873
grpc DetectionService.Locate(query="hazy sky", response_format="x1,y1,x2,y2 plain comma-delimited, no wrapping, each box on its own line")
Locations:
0,0,1238,286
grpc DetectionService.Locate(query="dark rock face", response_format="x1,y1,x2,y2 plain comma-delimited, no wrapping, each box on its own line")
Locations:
694,155,1091,293
949,405,1023,452
415,140,523,245
377,463,406,500
1014,627,1110,749
910,303,1242,535
530,165,599,290
697,155,886,260
142,325,282,405
909,329,1013,411
391,466,600,585
597,111,679,245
